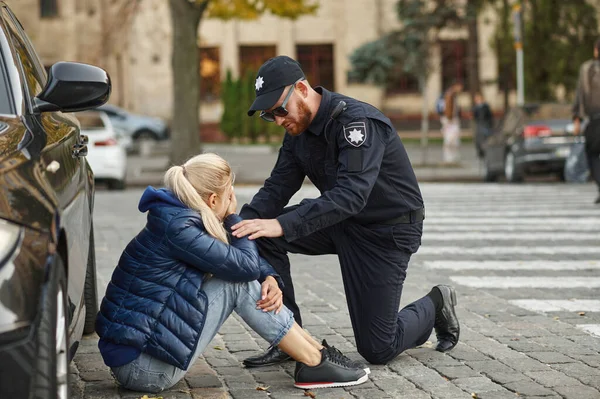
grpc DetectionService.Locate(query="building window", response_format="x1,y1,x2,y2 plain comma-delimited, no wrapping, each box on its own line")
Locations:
239,45,276,78
199,47,221,102
40,0,59,18
386,69,420,94
296,44,334,91
440,40,469,91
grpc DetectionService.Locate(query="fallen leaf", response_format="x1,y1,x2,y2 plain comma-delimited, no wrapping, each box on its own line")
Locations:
256,386,270,391
178,389,191,394
304,390,316,398
553,316,560,320
510,338,520,341
139,396,163,399
578,312,586,316
484,314,490,318
213,346,223,350
471,393,479,399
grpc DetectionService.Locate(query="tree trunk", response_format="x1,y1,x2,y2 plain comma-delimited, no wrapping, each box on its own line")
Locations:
419,74,429,166
168,0,207,165
466,2,481,102
501,0,510,110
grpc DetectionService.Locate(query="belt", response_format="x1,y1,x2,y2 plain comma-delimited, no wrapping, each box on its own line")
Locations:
380,208,425,225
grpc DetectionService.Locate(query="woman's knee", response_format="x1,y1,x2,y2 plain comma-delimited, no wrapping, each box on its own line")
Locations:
112,366,175,393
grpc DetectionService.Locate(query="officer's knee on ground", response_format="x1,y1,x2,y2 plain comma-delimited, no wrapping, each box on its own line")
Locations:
357,344,397,365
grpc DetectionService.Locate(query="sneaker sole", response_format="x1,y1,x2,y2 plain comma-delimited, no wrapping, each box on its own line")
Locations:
294,373,369,389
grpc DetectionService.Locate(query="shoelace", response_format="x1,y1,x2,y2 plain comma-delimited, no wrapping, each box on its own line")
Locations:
322,340,358,368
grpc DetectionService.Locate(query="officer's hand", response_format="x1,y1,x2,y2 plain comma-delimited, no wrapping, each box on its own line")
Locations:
573,119,581,135
257,276,283,314
231,219,283,240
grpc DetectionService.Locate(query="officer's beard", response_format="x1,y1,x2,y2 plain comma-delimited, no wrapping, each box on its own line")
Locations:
288,99,313,136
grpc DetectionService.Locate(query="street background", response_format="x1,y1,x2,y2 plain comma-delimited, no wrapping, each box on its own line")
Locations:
69,174,600,399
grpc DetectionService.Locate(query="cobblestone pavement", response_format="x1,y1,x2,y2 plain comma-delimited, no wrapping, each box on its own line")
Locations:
72,183,600,399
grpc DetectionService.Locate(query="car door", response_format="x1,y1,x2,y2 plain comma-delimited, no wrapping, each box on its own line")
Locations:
1,6,92,332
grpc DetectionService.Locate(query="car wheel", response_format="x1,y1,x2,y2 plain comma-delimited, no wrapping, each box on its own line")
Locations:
134,129,158,141
483,155,499,182
504,151,523,183
107,179,126,191
33,255,69,399
83,225,98,335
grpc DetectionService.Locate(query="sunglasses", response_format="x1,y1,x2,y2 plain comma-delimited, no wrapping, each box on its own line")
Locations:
260,78,304,122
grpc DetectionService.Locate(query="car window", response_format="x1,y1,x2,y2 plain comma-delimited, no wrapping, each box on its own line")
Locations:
0,47,13,115
1,8,46,101
77,113,106,130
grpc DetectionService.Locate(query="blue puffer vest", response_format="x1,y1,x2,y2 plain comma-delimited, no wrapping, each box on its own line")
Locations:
96,187,279,370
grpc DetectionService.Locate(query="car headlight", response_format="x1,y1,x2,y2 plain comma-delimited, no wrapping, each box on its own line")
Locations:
0,220,23,266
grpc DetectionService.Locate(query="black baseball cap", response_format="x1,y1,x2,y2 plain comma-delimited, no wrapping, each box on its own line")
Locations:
247,56,305,116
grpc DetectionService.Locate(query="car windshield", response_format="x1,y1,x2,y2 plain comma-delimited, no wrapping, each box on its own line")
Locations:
78,113,105,130
524,104,572,122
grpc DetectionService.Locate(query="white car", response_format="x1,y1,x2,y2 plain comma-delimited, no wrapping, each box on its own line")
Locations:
78,111,127,190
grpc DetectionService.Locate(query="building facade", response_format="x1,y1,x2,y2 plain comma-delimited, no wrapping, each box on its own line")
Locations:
11,0,511,123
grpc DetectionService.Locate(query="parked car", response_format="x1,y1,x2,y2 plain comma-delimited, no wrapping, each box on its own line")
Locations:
0,3,110,398
78,111,127,190
96,103,169,146
482,103,584,182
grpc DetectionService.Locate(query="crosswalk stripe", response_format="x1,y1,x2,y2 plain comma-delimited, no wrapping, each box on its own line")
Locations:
576,325,600,337
425,225,600,232
423,232,600,241
449,276,600,288
426,210,596,217
419,246,600,255
424,260,600,270
509,300,600,312
425,218,600,225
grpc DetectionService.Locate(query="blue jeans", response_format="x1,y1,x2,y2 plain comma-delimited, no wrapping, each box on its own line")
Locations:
111,278,294,393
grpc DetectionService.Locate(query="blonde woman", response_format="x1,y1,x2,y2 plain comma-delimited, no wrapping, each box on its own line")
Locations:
95,153,368,393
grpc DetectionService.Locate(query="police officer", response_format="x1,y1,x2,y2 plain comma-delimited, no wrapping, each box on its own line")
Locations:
231,56,459,367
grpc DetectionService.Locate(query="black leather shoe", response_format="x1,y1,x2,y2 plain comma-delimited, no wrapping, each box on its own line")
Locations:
243,346,292,368
433,285,460,352
595,195,600,204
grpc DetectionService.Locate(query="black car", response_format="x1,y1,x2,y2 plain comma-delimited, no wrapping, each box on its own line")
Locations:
482,103,583,182
0,3,110,398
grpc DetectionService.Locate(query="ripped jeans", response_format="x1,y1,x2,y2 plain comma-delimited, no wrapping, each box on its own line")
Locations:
111,278,294,393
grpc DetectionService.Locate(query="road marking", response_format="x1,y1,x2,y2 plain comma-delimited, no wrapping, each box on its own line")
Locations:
418,246,600,255
509,299,600,312
577,325,600,337
424,225,600,232
449,276,600,288
425,218,600,225
423,232,600,241
424,260,600,271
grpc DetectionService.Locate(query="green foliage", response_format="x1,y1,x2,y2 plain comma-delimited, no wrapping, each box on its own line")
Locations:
220,69,283,143
492,0,599,102
205,0,318,20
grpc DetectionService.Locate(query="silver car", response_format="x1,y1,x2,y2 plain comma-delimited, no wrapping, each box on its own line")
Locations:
96,104,169,144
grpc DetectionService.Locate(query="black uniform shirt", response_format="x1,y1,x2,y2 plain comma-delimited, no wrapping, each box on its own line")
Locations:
240,87,423,242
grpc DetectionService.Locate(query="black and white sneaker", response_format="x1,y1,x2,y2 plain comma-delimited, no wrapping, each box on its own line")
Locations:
321,339,370,375
294,348,368,389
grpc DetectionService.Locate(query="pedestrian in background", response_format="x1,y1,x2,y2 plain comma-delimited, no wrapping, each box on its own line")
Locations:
572,38,600,204
441,81,464,163
233,55,460,369
472,92,493,159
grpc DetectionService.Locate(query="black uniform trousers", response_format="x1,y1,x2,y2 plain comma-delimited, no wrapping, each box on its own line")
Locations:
256,206,436,365
584,118,600,193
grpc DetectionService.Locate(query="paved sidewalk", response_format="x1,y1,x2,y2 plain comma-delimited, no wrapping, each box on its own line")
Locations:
125,141,486,187
71,184,600,399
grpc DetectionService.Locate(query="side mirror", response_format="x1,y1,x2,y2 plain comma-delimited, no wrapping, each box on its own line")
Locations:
33,62,111,113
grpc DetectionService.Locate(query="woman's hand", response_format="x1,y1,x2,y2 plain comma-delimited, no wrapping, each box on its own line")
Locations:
226,187,237,216
256,276,283,314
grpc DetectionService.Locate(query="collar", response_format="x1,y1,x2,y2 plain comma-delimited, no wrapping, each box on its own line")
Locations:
306,87,332,136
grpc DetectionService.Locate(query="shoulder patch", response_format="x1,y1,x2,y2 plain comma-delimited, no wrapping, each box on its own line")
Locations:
343,121,367,147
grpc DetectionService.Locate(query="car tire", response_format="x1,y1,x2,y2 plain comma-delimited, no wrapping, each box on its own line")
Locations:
133,129,158,141
107,179,126,191
504,151,523,183
33,255,70,399
83,225,98,335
